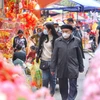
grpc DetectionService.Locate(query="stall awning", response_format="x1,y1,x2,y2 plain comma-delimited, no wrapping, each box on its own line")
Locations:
41,0,100,12
41,6,100,12
71,0,100,7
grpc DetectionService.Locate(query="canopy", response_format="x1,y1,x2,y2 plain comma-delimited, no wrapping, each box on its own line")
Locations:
63,6,100,12
41,0,100,12
41,6,100,12
71,0,100,7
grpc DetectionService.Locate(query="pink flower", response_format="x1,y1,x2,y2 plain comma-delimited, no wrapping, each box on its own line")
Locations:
0,54,55,100
0,81,17,100
83,51,100,100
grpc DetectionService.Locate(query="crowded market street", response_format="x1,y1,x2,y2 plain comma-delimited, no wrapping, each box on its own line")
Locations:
1,0,100,100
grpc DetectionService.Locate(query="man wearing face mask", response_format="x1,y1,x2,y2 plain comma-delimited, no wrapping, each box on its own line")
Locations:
50,24,84,100
13,30,27,53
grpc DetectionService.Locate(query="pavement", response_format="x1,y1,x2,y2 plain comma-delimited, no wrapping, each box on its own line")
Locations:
54,53,91,100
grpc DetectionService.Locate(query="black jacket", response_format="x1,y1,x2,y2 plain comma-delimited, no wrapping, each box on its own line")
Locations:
73,28,85,59
73,28,82,39
50,35,84,78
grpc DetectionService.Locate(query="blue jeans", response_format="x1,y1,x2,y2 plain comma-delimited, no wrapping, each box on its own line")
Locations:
42,67,56,95
59,78,77,100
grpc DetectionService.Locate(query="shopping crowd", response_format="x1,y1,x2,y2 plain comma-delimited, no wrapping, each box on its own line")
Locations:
12,18,100,100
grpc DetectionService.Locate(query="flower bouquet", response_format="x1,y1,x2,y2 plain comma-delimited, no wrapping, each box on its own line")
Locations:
83,48,100,100
0,54,55,100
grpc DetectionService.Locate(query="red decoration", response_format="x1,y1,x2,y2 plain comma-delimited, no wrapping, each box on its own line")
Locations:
18,12,38,30
31,81,37,87
4,0,61,29
0,58,20,82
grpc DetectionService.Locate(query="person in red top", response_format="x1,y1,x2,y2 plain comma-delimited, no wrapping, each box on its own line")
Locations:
27,46,36,63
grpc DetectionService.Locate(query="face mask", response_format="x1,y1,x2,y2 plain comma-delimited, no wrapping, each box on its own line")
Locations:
62,33,70,39
38,32,42,36
19,34,23,38
43,29,48,35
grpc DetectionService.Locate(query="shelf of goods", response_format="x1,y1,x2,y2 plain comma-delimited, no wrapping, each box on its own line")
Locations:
0,29,13,59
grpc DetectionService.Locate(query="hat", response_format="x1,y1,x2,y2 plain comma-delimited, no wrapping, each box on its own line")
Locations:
61,24,73,31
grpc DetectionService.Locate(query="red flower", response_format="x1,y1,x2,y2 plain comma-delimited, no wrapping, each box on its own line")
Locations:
31,81,37,87
0,60,4,70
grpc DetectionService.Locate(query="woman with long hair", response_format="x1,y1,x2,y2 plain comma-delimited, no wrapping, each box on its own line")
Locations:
37,23,58,96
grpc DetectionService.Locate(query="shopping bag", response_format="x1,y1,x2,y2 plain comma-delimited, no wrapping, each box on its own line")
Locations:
30,60,42,88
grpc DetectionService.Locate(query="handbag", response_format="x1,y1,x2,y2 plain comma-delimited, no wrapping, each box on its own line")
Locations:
40,60,49,70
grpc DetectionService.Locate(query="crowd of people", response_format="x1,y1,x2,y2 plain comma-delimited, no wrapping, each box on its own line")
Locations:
11,18,100,100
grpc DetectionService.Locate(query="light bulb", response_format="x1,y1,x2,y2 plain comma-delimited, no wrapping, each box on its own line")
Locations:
35,4,40,10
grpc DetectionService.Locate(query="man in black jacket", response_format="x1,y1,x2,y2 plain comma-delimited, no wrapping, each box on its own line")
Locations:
50,24,84,100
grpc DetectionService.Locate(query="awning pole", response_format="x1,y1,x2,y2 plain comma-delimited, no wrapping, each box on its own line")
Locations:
77,12,78,23
62,10,64,21
76,7,79,23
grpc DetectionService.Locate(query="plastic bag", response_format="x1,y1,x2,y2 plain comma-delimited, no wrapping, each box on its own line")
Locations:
30,60,42,88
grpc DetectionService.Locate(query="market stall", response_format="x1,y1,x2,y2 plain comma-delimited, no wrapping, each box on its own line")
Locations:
0,0,62,100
